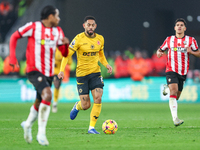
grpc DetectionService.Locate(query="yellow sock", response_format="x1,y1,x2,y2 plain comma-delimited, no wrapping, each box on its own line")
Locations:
76,101,83,110
90,103,102,127
53,88,59,103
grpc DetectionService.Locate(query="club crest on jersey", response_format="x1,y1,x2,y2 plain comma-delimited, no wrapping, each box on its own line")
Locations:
97,41,100,45
91,44,95,49
183,41,187,45
168,78,171,82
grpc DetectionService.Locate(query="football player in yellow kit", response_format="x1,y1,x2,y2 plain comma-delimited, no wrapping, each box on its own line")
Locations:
52,48,72,113
58,16,112,134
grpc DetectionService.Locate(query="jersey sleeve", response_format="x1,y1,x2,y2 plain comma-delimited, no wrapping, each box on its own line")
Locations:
100,36,104,51
69,34,80,51
190,37,199,51
60,49,75,72
99,36,108,67
18,22,34,37
160,37,169,51
57,26,65,45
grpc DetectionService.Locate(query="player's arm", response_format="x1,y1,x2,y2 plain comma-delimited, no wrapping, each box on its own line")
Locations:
157,37,168,58
156,49,165,58
58,37,69,57
99,50,112,74
187,47,200,57
9,31,21,69
58,49,75,79
187,38,200,57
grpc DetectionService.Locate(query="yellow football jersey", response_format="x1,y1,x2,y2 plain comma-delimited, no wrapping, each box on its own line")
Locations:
54,49,72,75
60,32,108,77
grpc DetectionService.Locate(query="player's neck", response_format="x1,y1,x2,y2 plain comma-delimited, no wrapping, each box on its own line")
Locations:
176,33,185,39
41,20,52,28
85,32,95,38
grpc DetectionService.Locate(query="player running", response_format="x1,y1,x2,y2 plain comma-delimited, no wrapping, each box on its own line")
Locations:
157,18,200,126
9,5,69,145
58,16,112,134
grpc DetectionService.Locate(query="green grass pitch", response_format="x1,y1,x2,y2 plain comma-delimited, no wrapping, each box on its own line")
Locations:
0,102,200,150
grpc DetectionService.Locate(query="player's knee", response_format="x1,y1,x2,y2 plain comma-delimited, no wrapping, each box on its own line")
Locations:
94,95,102,103
41,87,52,101
169,88,178,96
82,102,91,110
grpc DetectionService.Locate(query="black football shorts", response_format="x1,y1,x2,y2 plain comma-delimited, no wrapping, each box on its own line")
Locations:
26,71,53,101
166,71,187,91
76,72,104,95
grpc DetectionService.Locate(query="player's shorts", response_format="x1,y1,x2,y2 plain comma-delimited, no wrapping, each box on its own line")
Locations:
166,71,187,91
76,72,104,95
27,71,53,101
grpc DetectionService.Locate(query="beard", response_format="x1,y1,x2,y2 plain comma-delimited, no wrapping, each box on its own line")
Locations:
87,30,94,36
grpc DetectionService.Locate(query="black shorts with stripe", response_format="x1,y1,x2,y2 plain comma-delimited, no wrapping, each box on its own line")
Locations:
76,72,104,95
166,71,187,91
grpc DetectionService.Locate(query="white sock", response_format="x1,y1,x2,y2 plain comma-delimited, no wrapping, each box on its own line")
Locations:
25,105,38,128
169,98,178,121
38,102,50,135
89,126,94,130
53,102,57,106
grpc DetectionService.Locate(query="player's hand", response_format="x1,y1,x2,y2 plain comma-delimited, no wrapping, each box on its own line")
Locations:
157,49,164,58
186,47,192,54
62,37,69,45
9,60,19,72
106,64,112,75
58,71,64,79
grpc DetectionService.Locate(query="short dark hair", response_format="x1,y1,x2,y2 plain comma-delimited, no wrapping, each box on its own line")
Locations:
84,16,96,23
175,18,187,26
40,5,56,20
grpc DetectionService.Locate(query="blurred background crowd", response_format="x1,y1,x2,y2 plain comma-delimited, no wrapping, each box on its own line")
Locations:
0,0,200,84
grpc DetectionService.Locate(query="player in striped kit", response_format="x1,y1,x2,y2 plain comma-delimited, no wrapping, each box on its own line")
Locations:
9,5,69,146
157,18,200,126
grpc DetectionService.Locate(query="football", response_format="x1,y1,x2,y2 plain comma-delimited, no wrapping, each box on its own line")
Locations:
102,119,118,134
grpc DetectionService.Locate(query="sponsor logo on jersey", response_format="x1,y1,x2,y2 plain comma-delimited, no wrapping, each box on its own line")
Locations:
83,52,97,56
37,39,56,46
171,47,187,53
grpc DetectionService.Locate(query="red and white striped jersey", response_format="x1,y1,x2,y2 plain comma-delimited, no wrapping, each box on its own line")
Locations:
18,21,65,77
160,35,198,75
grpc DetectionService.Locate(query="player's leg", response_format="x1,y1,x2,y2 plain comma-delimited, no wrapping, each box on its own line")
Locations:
173,76,186,126
52,76,62,113
27,71,53,145
88,88,103,134
70,75,90,120
37,86,52,146
21,97,40,143
88,73,104,134
166,72,182,126
70,94,91,120
168,83,179,122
